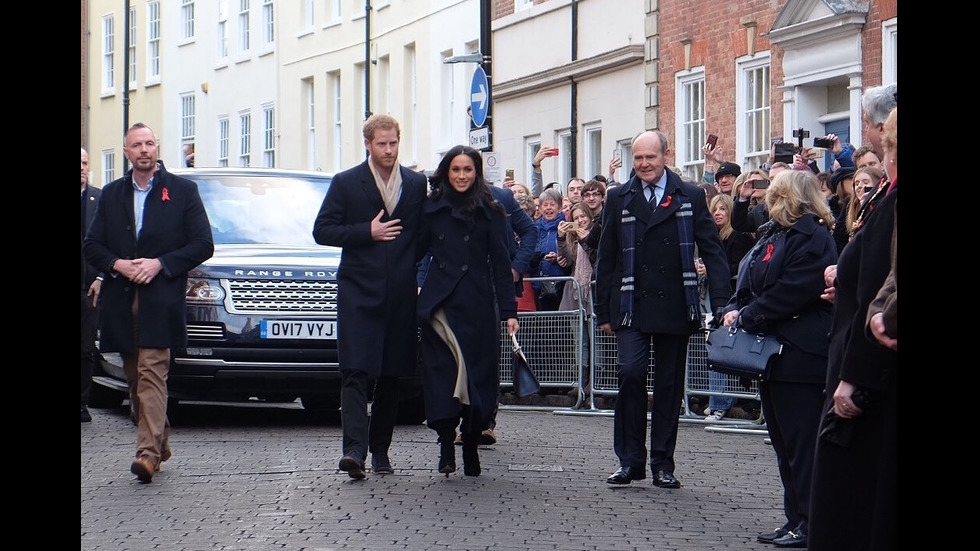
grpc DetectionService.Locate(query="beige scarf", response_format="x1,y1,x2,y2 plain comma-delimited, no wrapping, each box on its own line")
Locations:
432,308,469,405
368,158,403,215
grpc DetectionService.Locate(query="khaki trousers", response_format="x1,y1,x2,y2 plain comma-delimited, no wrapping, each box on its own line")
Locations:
123,292,171,465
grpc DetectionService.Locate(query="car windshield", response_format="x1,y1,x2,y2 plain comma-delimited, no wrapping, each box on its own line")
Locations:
191,174,330,245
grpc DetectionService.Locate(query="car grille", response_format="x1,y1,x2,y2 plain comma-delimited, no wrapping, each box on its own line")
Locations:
226,279,339,314
187,323,226,339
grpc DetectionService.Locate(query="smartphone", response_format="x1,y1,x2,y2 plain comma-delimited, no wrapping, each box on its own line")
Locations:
505,168,515,180
612,149,622,161
706,134,718,148
549,148,560,156
813,137,833,149
752,179,770,189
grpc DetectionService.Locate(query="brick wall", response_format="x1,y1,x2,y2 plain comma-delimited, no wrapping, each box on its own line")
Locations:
658,0,783,147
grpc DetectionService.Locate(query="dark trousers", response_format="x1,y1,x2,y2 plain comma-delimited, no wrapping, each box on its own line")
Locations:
81,289,99,407
340,370,400,461
613,329,687,473
760,378,824,533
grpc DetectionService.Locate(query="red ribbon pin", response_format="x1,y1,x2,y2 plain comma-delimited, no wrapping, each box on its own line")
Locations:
162,188,170,202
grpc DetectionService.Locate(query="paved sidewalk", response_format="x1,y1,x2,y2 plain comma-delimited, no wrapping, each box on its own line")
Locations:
81,403,783,551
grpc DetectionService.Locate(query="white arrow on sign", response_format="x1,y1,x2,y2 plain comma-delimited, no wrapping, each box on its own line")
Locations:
471,85,487,110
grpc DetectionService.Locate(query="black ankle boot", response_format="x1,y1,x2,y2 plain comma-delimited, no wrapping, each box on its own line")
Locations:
461,432,481,477
437,430,456,476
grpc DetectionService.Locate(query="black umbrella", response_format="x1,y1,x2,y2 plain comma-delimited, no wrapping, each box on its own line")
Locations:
511,333,540,397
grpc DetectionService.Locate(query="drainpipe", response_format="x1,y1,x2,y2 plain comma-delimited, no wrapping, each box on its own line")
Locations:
123,0,131,173
364,0,372,122
569,0,579,174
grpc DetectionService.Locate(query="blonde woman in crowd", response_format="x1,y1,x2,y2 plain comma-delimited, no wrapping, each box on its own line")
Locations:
721,169,837,547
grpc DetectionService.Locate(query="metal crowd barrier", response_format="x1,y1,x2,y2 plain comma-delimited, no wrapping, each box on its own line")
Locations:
496,277,763,427
590,316,761,418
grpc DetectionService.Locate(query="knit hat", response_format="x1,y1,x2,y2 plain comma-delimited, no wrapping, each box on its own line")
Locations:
715,162,741,180
829,166,856,194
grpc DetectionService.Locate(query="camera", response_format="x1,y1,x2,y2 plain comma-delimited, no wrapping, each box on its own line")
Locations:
813,137,834,149
773,143,797,164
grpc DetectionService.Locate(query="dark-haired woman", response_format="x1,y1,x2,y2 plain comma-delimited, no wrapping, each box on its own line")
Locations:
416,145,519,477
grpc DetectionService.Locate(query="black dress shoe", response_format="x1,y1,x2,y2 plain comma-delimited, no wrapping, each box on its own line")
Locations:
606,466,646,484
757,527,790,543
772,529,807,548
651,470,681,488
81,406,92,423
339,455,366,479
371,453,394,474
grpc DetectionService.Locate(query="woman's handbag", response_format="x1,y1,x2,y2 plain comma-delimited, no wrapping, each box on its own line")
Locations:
537,280,561,302
510,334,541,397
704,321,783,380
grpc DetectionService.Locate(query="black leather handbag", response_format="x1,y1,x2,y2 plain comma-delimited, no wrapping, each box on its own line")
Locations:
704,322,783,380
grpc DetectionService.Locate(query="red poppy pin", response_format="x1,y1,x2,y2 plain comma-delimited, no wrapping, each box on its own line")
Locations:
762,243,774,262
659,194,672,208
162,188,170,202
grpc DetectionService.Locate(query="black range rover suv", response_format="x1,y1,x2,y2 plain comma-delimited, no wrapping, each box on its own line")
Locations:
90,167,425,423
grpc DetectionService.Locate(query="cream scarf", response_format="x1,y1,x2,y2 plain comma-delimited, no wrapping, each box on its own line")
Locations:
432,308,469,405
368,158,403,215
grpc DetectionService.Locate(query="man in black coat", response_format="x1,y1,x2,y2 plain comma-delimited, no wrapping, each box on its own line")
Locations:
594,130,730,489
84,123,214,482
81,147,102,423
312,114,427,479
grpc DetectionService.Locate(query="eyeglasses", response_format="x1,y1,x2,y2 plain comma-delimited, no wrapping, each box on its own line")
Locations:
583,191,603,198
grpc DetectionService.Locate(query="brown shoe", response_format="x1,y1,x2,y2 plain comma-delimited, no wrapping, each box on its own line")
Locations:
453,431,463,446
338,455,366,479
479,428,497,445
131,455,156,482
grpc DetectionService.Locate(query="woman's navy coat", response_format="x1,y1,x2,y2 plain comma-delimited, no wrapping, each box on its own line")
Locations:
416,194,517,431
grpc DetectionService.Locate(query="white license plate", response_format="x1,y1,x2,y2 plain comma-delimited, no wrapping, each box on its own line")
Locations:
260,320,337,340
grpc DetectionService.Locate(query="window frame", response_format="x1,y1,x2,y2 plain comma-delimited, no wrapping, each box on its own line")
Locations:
102,150,116,186
181,0,195,42
675,68,706,183
262,104,275,168
583,123,602,182
146,1,161,82
218,117,230,167
330,72,342,172
238,0,251,54
557,130,573,186
239,111,252,167
882,18,897,85
735,52,771,172
180,93,196,144
261,0,274,47
128,6,137,89
102,14,115,94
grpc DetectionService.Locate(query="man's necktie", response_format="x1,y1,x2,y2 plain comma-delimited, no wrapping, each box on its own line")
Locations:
647,184,659,208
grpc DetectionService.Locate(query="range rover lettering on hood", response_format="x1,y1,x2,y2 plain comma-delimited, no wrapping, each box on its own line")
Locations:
232,269,338,278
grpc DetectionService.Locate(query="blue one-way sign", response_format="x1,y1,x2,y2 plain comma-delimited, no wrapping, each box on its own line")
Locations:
470,66,489,128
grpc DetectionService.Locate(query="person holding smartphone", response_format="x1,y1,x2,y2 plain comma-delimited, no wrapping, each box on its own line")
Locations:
732,169,772,235
529,146,560,198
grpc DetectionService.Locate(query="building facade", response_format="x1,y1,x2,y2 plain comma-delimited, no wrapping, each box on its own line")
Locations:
82,0,896,190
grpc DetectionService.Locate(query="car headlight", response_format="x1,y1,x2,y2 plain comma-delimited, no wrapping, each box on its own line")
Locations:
186,278,225,305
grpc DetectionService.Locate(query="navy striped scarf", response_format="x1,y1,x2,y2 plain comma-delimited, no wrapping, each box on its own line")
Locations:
618,187,700,327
